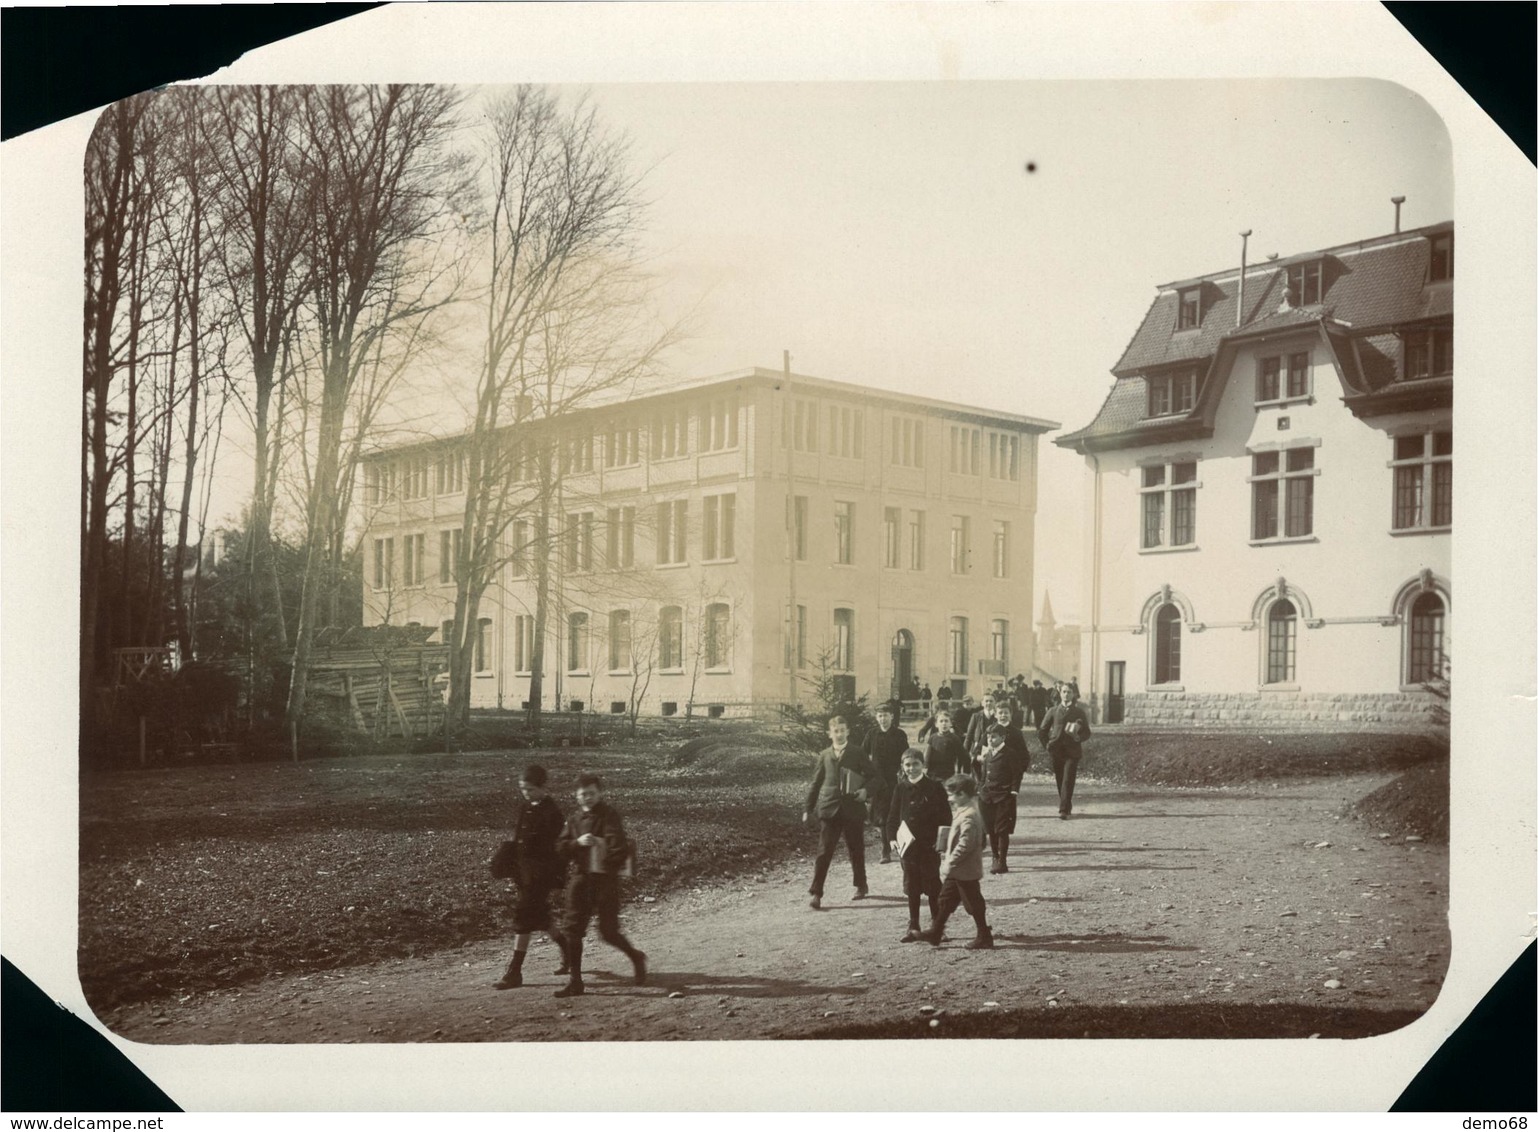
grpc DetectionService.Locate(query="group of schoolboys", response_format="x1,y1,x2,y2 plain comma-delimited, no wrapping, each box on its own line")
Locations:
804,686,1092,949
492,765,646,999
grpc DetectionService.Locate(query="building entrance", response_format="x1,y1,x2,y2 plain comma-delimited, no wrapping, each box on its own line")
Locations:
891,629,914,702
1106,660,1125,724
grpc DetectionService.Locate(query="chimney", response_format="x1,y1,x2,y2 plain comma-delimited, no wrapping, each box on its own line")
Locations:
1391,195,1406,233
1237,230,1252,328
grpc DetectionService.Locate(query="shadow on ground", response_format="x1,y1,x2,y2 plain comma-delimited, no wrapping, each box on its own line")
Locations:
798,1001,1426,1040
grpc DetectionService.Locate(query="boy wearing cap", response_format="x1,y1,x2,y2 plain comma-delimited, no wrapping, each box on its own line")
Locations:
862,700,909,864
884,748,949,941
917,774,993,949
493,764,568,990
553,773,647,998
979,721,1029,873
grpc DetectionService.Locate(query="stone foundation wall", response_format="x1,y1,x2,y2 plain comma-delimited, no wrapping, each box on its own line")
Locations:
1108,690,1443,732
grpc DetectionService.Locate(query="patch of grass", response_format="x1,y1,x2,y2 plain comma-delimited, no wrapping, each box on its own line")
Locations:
1071,731,1446,789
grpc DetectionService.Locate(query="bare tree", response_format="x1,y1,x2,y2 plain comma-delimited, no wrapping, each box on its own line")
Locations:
444,85,678,734
282,84,472,756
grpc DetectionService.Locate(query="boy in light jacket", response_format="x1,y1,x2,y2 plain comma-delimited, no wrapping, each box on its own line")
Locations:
917,774,993,949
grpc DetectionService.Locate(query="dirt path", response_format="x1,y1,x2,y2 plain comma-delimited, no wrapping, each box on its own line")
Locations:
98,774,1448,1043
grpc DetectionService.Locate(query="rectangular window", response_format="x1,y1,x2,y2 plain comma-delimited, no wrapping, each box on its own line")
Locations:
1148,377,1172,418
787,399,818,452
372,537,394,590
950,515,970,575
1150,371,1197,417
657,500,687,565
702,396,738,452
365,462,396,505
605,506,635,568
827,405,863,458
1428,232,1453,282
658,607,683,670
832,608,854,671
1251,447,1317,541
403,533,425,586
434,452,464,495
1177,288,1200,330
1404,327,1453,380
1257,356,1281,403
398,458,427,501
1140,461,1198,549
986,431,1021,480
990,619,1009,666
438,528,463,584
1391,431,1453,530
908,510,925,570
703,493,736,560
1286,352,1310,398
563,434,594,474
514,614,535,675
608,610,632,672
604,425,640,468
785,603,807,670
790,495,808,561
889,417,924,467
566,511,594,572
992,520,1009,578
949,616,969,676
651,409,689,460
511,519,529,577
884,507,901,569
949,426,981,475
833,501,855,565
1286,260,1323,306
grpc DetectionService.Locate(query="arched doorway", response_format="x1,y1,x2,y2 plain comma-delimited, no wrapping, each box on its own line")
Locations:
891,629,914,702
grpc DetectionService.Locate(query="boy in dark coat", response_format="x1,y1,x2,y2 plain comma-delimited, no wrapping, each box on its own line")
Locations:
553,773,646,998
803,715,873,908
923,708,966,781
885,748,949,941
862,701,909,864
979,722,1029,873
494,764,568,989
1038,684,1093,819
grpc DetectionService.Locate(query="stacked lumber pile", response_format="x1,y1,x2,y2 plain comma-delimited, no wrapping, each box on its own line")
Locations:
308,625,450,738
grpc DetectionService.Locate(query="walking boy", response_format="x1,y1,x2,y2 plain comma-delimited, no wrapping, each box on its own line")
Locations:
803,715,873,908
494,764,568,989
885,748,949,942
978,722,1029,873
923,708,966,781
917,774,993,949
553,774,646,998
863,701,909,864
1038,684,1093,819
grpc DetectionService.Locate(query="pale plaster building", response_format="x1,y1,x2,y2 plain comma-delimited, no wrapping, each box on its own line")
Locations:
1058,222,1452,730
359,367,1056,716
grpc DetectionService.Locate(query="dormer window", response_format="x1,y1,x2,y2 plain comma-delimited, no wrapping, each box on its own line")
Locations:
1177,288,1201,330
1147,370,1196,418
1428,232,1454,282
1286,261,1323,307
1404,327,1453,380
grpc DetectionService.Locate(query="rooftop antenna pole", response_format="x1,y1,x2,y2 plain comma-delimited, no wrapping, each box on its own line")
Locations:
1391,195,1406,234
784,349,798,718
1237,230,1252,328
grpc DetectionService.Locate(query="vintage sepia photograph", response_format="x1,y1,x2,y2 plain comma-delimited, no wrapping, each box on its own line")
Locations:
4,1,1533,1115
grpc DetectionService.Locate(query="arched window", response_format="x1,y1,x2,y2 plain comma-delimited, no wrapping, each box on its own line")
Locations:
705,603,732,669
608,610,631,671
567,612,589,672
1153,603,1182,684
658,606,683,670
1265,599,1297,684
1407,593,1446,684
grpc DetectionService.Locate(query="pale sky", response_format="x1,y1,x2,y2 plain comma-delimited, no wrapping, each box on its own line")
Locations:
341,77,1451,626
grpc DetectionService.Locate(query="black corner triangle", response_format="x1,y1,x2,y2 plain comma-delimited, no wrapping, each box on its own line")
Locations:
1,956,181,1113
1391,940,1538,1112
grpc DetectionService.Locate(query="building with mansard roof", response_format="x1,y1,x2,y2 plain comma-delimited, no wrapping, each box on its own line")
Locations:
358,366,1057,717
1056,221,1452,730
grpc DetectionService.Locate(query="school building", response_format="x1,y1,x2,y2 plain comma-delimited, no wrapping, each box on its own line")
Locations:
358,366,1058,716
1057,220,1453,730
